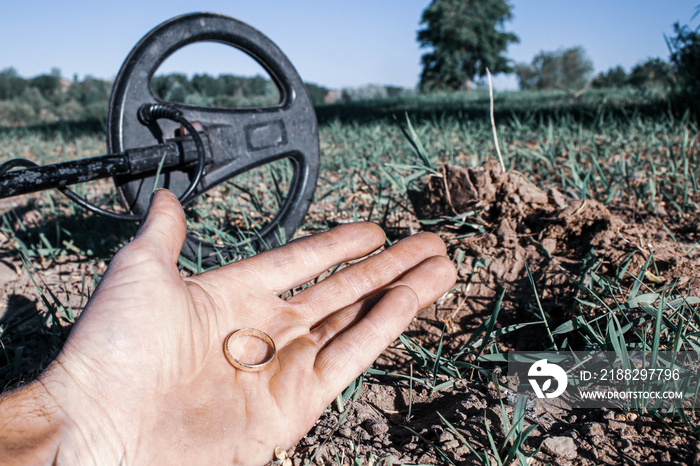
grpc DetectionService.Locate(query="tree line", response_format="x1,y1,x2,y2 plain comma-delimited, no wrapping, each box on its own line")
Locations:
150,73,330,109
0,66,417,127
0,68,113,126
515,49,671,92
0,69,331,127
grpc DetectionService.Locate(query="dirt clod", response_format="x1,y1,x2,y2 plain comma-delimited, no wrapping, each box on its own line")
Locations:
542,436,578,459
405,161,700,352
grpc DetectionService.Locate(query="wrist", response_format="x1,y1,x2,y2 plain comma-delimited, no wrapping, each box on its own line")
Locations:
38,357,128,465
0,378,64,465
0,358,127,466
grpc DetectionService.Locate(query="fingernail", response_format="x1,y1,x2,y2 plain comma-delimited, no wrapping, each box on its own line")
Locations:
150,188,164,203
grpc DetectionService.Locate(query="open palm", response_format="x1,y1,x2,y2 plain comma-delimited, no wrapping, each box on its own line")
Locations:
44,189,456,465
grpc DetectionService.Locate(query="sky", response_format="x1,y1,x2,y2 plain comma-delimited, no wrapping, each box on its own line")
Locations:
0,1,696,91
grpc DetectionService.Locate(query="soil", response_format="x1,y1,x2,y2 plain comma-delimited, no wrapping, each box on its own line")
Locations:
286,161,700,465
2,161,700,464
289,377,699,465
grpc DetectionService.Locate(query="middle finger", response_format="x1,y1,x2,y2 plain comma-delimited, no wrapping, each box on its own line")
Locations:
288,232,447,323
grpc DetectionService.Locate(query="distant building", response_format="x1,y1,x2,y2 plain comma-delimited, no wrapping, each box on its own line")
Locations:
59,78,71,93
324,90,341,104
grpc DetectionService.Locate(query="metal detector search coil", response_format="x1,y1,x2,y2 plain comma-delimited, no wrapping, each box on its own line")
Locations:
0,13,320,265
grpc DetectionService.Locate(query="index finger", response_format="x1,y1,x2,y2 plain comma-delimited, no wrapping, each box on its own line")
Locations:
205,223,386,295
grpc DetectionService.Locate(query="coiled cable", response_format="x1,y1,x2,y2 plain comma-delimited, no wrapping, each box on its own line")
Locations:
0,103,206,222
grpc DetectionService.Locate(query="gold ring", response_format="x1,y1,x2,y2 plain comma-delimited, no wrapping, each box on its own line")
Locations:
223,328,276,372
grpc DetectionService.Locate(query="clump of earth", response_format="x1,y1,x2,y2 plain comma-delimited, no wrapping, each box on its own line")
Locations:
287,161,700,464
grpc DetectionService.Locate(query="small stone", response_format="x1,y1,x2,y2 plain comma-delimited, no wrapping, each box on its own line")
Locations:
583,422,606,437
542,238,556,254
273,447,292,466
617,438,633,451
608,420,635,438
437,429,454,443
453,444,470,460
443,439,460,449
496,218,517,248
316,448,335,464
654,203,668,216
626,412,638,422
542,436,577,459
363,419,389,436
518,182,548,205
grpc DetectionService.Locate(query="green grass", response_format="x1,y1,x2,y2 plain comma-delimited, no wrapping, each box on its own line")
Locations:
1,87,699,462
321,97,698,219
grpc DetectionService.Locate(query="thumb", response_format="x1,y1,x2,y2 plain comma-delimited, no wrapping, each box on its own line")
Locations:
131,188,187,265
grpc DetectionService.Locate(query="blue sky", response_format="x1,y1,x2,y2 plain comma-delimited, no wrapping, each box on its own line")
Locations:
0,1,696,90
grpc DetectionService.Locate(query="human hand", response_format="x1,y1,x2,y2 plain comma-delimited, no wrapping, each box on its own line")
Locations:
1,189,456,465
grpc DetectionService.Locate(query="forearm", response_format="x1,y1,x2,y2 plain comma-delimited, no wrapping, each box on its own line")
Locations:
0,380,63,465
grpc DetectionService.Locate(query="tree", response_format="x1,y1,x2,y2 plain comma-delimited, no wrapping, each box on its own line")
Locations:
304,83,329,106
66,76,110,107
417,0,519,92
0,68,27,101
30,68,63,104
516,46,593,91
592,65,628,89
192,73,223,97
627,58,672,88
668,21,700,108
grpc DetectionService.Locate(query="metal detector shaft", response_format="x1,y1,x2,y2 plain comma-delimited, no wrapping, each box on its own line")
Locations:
0,136,206,198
